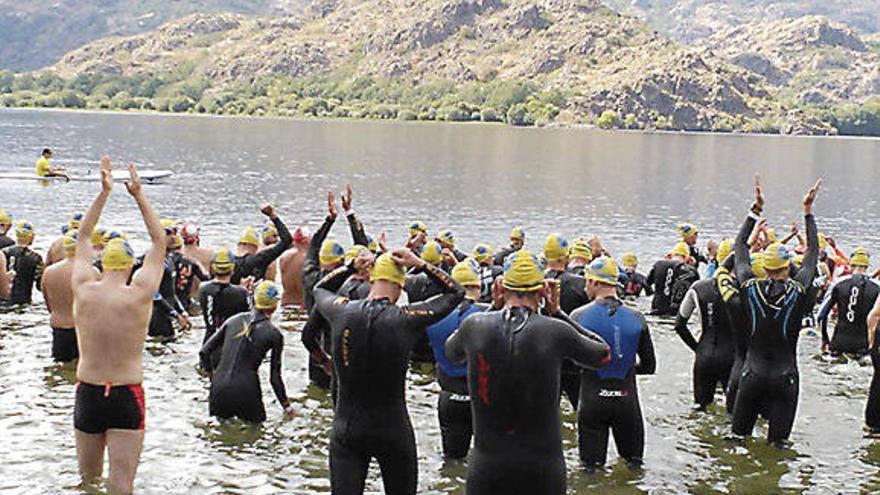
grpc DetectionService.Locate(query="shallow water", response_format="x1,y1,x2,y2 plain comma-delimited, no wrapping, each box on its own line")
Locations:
1,109,880,493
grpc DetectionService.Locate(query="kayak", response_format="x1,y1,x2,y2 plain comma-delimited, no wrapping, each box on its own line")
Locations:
0,169,173,184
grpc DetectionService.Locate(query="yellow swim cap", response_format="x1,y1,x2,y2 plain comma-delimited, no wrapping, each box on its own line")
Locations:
751,252,767,279
818,233,828,251
421,241,444,267
211,247,235,275
238,226,260,247
345,244,369,264
68,212,84,230
502,250,544,292
622,252,638,269
319,239,345,265
437,229,456,248
102,238,135,271
63,231,78,254
0,209,11,225
793,254,804,269
670,242,690,258
452,259,480,287
765,228,777,243
544,233,570,262
586,256,620,286
15,221,35,240
716,238,734,264
91,227,106,247
366,235,378,253
851,247,870,268
763,242,793,271
409,221,427,237
370,253,406,287
160,218,177,231
254,280,280,310
510,227,525,242
570,238,592,262
261,224,278,243
472,243,494,264
678,223,698,240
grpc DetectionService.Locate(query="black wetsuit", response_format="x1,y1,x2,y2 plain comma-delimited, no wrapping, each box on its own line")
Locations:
731,211,818,444
867,350,880,431
648,259,699,316
231,216,292,285
0,235,13,250
623,271,653,298
337,276,371,301
674,279,735,409
477,264,502,304
568,265,586,277
197,280,250,370
445,306,610,495
172,251,207,311
714,255,749,414
546,269,590,409
493,246,518,266
690,244,708,267
142,254,184,338
301,212,368,389
404,267,448,364
200,310,289,423
572,298,655,468
313,262,463,495
2,245,43,305
817,274,880,355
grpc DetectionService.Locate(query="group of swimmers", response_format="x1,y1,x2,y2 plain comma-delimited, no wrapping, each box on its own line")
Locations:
4,156,880,494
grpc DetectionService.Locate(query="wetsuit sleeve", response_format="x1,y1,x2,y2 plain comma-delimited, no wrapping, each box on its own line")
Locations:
191,260,208,281
301,308,323,353
735,212,759,283
552,311,612,369
403,263,465,328
302,215,336,297
646,265,655,291
795,214,819,288
673,289,699,352
33,254,44,292
445,316,469,364
244,216,293,277
198,286,211,331
269,331,290,408
640,273,654,296
199,323,226,371
347,212,369,247
636,317,657,375
314,264,356,325
817,282,837,346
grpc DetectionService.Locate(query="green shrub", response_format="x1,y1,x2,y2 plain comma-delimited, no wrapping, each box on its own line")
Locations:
597,110,620,129
59,90,87,108
506,103,535,126
480,107,501,122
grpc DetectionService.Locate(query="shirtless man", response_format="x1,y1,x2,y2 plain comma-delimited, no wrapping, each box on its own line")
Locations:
0,250,10,298
41,231,80,361
72,157,165,494
46,212,83,267
279,227,311,308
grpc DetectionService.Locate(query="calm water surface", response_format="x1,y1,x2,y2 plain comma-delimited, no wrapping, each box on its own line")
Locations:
1,109,880,494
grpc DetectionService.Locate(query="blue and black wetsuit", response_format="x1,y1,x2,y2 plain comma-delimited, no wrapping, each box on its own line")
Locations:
197,281,250,370
171,251,207,311
817,274,880,355
647,259,699,316
731,210,818,445
1,245,43,305
446,306,609,494
572,298,655,468
427,298,489,459
200,310,289,423
314,262,463,495
231,216,292,285
546,269,590,409
136,254,184,338
674,278,735,410
404,267,449,365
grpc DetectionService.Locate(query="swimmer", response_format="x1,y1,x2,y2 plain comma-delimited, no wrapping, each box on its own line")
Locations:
437,229,467,262
573,256,655,469
472,243,501,304
647,242,699,316
231,203,292,285
71,157,165,494
679,222,707,266
446,251,610,494
260,223,280,281
493,226,525,265
313,249,464,494
406,221,428,256
200,280,294,422
731,175,821,446
197,248,250,370
2,220,44,305
864,286,880,433
279,226,310,307
426,261,490,459
168,232,207,312
35,148,69,181
404,240,450,365
0,208,13,250
336,245,374,300
567,238,592,276
181,222,214,270
621,252,652,299
142,220,189,338
46,212,83,266
817,247,879,356
41,231,80,361
0,250,9,298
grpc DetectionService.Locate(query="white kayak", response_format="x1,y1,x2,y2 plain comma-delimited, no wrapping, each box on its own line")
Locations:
0,169,173,184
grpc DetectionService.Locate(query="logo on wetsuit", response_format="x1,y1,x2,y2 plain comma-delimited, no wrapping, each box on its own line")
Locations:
598,388,629,398
476,352,490,405
664,268,674,296
847,286,860,323
342,328,351,366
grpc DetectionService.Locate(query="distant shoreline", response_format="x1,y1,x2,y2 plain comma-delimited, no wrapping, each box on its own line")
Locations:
2,105,878,142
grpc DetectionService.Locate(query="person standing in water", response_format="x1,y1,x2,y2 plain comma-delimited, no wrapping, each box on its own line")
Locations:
41,231,80,362
230,204,292,285
493,226,525,266
197,248,250,371
2,221,44,305
279,226,311,309
647,242,699,316
0,209,13,250
71,157,165,494
446,251,610,495
817,247,879,356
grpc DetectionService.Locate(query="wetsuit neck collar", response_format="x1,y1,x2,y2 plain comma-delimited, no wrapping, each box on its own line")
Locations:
250,310,270,323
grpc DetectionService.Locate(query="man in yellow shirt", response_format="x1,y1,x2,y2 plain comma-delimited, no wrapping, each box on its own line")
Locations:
35,148,68,180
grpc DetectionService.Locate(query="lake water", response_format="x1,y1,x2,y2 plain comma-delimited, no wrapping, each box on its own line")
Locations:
1,108,880,494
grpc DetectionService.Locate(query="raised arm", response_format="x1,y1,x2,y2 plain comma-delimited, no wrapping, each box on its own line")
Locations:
245,205,293,273
673,288,699,352
735,175,764,283
128,164,166,295
401,253,465,328
795,180,822,288
72,156,112,288
341,184,369,247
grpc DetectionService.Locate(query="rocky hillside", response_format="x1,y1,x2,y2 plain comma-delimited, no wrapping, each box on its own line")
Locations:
602,0,880,43
0,0,304,71
698,16,880,107
11,0,794,133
